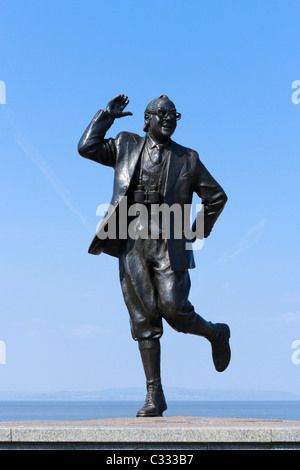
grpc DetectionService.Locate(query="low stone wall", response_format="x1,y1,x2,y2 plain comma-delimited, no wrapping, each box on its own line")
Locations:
0,416,300,450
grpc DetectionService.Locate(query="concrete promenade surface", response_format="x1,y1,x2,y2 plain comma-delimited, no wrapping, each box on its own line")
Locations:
1,416,300,449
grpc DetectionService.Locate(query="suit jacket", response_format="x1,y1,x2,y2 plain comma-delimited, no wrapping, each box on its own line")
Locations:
78,109,228,271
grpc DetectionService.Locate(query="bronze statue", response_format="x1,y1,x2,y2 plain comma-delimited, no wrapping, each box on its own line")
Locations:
78,94,230,417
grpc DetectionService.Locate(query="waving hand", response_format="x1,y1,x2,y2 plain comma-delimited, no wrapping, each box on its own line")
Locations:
106,94,133,119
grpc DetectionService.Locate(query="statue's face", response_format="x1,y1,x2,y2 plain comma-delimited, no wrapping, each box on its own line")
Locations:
147,98,178,143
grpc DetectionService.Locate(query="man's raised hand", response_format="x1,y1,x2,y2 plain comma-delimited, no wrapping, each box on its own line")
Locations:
106,94,133,119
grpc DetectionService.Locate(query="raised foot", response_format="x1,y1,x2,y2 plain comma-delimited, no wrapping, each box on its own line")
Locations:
210,323,231,372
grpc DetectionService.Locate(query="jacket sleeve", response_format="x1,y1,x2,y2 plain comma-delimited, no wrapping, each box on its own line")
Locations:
77,110,116,168
192,156,228,238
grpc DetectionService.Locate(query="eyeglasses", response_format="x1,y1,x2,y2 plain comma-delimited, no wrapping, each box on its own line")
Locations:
148,108,181,121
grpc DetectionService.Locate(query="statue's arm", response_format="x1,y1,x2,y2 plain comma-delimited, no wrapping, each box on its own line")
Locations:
192,156,228,238
77,109,116,167
77,95,132,168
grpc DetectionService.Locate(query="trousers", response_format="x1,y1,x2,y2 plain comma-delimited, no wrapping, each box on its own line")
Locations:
119,237,202,342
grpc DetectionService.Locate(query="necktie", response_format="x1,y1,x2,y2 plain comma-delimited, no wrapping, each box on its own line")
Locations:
151,144,163,165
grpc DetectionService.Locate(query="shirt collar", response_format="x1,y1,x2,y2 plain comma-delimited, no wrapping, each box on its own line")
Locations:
147,134,171,150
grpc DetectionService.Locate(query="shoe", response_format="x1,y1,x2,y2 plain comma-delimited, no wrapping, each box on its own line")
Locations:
209,323,231,372
136,381,167,417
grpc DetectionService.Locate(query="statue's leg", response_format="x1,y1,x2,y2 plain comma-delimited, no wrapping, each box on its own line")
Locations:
118,238,167,416
118,237,163,342
136,339,167,417
154,244,231,372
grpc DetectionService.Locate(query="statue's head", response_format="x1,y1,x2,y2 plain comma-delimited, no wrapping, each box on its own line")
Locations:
143,95,181,143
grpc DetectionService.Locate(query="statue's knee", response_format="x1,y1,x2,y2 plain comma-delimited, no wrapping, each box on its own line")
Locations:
160,301,193,333
160,301,176,321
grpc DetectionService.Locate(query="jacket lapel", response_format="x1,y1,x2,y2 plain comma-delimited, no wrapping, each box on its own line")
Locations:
165,140,185,196
126,135,146,183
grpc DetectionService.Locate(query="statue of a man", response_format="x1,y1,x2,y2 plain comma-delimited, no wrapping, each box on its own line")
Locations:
78,94,230,417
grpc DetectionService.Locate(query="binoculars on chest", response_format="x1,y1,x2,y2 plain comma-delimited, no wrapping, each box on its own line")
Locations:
134,184,160,204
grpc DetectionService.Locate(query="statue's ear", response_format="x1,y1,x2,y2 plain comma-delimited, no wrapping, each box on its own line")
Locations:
143,112,150,132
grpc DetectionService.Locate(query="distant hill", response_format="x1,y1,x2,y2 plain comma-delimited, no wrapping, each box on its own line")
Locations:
0,387,299,401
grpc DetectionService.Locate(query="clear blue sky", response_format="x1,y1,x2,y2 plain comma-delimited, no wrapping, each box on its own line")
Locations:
1,0,300,397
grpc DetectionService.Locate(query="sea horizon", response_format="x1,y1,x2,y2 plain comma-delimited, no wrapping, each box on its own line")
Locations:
0,386,299,402
0,387,300,422
0,399,300,422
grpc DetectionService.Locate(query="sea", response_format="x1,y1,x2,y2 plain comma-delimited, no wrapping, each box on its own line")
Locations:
0,400,300,422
